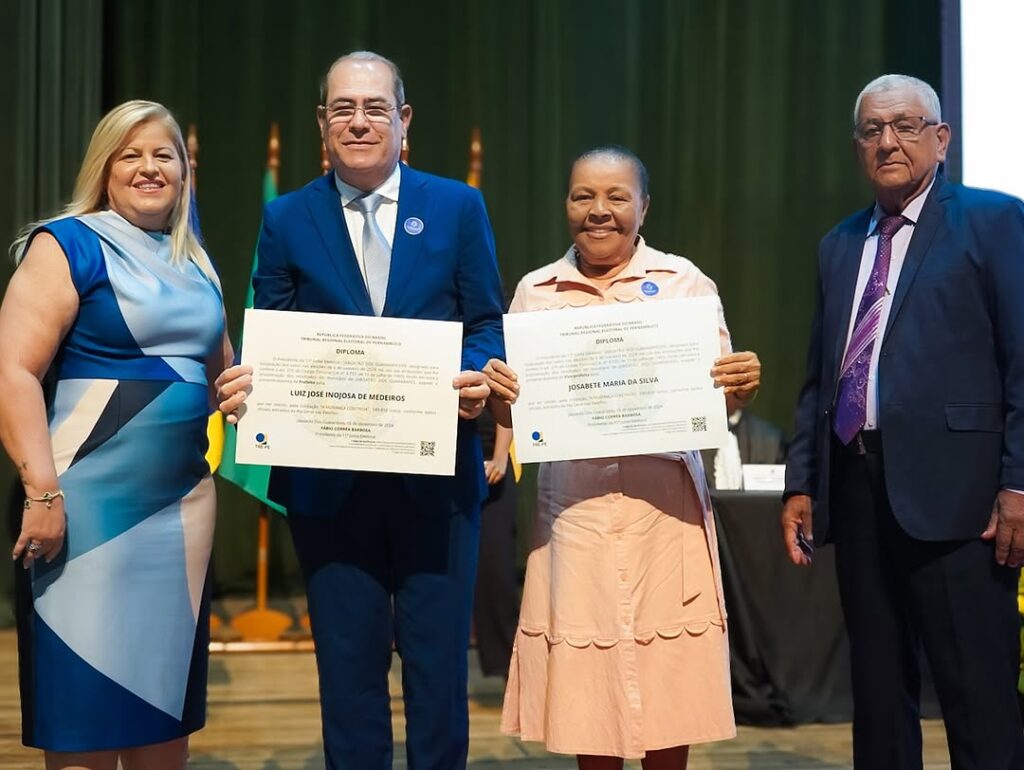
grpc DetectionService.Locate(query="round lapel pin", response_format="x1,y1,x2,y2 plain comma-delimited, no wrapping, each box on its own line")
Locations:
404,217,424,235
641,280,659,296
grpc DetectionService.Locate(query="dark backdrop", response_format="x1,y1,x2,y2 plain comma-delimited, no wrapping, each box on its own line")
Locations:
0,0,941,618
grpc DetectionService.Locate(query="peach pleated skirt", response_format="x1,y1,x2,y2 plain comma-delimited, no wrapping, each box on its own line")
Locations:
500,454,736,758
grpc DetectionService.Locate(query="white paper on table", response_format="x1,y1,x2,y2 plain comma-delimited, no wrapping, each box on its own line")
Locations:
741,464,787,491
504,297,729,464
236,308,462,475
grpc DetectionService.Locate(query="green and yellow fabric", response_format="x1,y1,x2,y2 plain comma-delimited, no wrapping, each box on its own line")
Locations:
217,164,286,514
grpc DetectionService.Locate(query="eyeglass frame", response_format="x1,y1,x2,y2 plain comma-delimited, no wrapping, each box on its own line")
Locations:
853,115,941,145
317,101,404,126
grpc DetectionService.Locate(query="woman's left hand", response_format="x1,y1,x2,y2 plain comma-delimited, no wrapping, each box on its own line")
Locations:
215,364,253,424
711,350,761,403
483,358,519,405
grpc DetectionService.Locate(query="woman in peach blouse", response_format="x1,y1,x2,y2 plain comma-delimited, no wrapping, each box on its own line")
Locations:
486,146,760,770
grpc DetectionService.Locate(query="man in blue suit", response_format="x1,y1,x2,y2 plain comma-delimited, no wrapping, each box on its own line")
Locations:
217,51,505,769
782,74,1024,769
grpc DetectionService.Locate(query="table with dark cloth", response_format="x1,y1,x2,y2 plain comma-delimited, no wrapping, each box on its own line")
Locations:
714,491,939,725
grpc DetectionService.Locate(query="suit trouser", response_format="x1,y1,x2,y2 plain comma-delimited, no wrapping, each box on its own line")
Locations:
288,473,481,770
473,475,519,678
830,438,1023,770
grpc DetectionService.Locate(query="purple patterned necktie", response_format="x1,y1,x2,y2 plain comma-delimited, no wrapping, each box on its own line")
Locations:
833,214,907,444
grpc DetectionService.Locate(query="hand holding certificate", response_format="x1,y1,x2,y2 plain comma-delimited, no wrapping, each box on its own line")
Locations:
503,297,729,463
230,309,463,475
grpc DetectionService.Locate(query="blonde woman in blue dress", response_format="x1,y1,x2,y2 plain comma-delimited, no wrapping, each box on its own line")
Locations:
0,100,232,770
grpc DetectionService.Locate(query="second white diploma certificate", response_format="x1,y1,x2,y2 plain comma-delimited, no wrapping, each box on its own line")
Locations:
236,309,462,475
504,297,729,463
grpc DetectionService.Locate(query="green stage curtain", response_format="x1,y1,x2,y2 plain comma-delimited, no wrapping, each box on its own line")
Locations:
0,0,941,621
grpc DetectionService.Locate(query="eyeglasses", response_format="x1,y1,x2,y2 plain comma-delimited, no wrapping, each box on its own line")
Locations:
318,103,400,125
854,116,939,144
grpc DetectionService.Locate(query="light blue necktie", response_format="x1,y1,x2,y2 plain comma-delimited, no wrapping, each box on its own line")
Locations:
352,192,391,315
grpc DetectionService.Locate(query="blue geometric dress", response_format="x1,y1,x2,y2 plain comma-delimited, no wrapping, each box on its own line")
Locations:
17,210,224,751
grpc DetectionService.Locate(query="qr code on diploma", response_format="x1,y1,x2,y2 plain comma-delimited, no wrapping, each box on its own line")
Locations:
420,441,436,457
691,416,708,433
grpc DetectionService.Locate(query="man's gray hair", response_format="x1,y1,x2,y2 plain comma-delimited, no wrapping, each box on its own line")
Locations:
319,51,406,106
853,74,942,124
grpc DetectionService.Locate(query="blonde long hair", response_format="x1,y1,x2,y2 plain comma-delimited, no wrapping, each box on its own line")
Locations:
10,100,220,290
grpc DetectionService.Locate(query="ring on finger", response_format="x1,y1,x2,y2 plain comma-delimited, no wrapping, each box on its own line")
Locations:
27,542,42,554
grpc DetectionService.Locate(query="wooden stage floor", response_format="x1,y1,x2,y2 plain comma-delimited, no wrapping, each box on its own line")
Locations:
0,630,952,769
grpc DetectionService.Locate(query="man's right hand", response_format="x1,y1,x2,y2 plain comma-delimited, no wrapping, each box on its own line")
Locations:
781,493,814,566
215,364,253,425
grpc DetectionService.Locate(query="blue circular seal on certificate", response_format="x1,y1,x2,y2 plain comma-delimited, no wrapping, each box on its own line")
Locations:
404,217,424,235
641,281,659,296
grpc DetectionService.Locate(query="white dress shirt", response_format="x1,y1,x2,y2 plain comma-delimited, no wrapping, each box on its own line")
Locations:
841,177,936,430
334,163,402,286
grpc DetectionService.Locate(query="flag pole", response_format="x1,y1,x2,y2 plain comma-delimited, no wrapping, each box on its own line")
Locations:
269,122,280,186
465,127,480,188
187,124,199,185
229,123,294,643
464,128,521,481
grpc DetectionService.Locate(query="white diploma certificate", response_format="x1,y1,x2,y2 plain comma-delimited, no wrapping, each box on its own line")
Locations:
504,297,729,463
235,309,462,475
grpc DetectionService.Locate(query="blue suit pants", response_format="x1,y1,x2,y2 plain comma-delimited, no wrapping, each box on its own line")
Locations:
288,473,481,770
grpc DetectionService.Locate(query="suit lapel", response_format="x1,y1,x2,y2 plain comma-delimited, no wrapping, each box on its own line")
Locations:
384,166,433,315
829,212,872,378
882,179,949,342
305,174,374,315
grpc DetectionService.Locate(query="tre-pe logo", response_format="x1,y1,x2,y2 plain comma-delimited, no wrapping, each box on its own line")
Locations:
254,432,270,449
531,430,546,446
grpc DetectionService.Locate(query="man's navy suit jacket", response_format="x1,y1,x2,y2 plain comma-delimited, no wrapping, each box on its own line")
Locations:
785,176,1024,543
252,165,506,516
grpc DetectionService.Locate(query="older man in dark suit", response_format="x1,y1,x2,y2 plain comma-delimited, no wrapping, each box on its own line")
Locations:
783,74,1024,769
